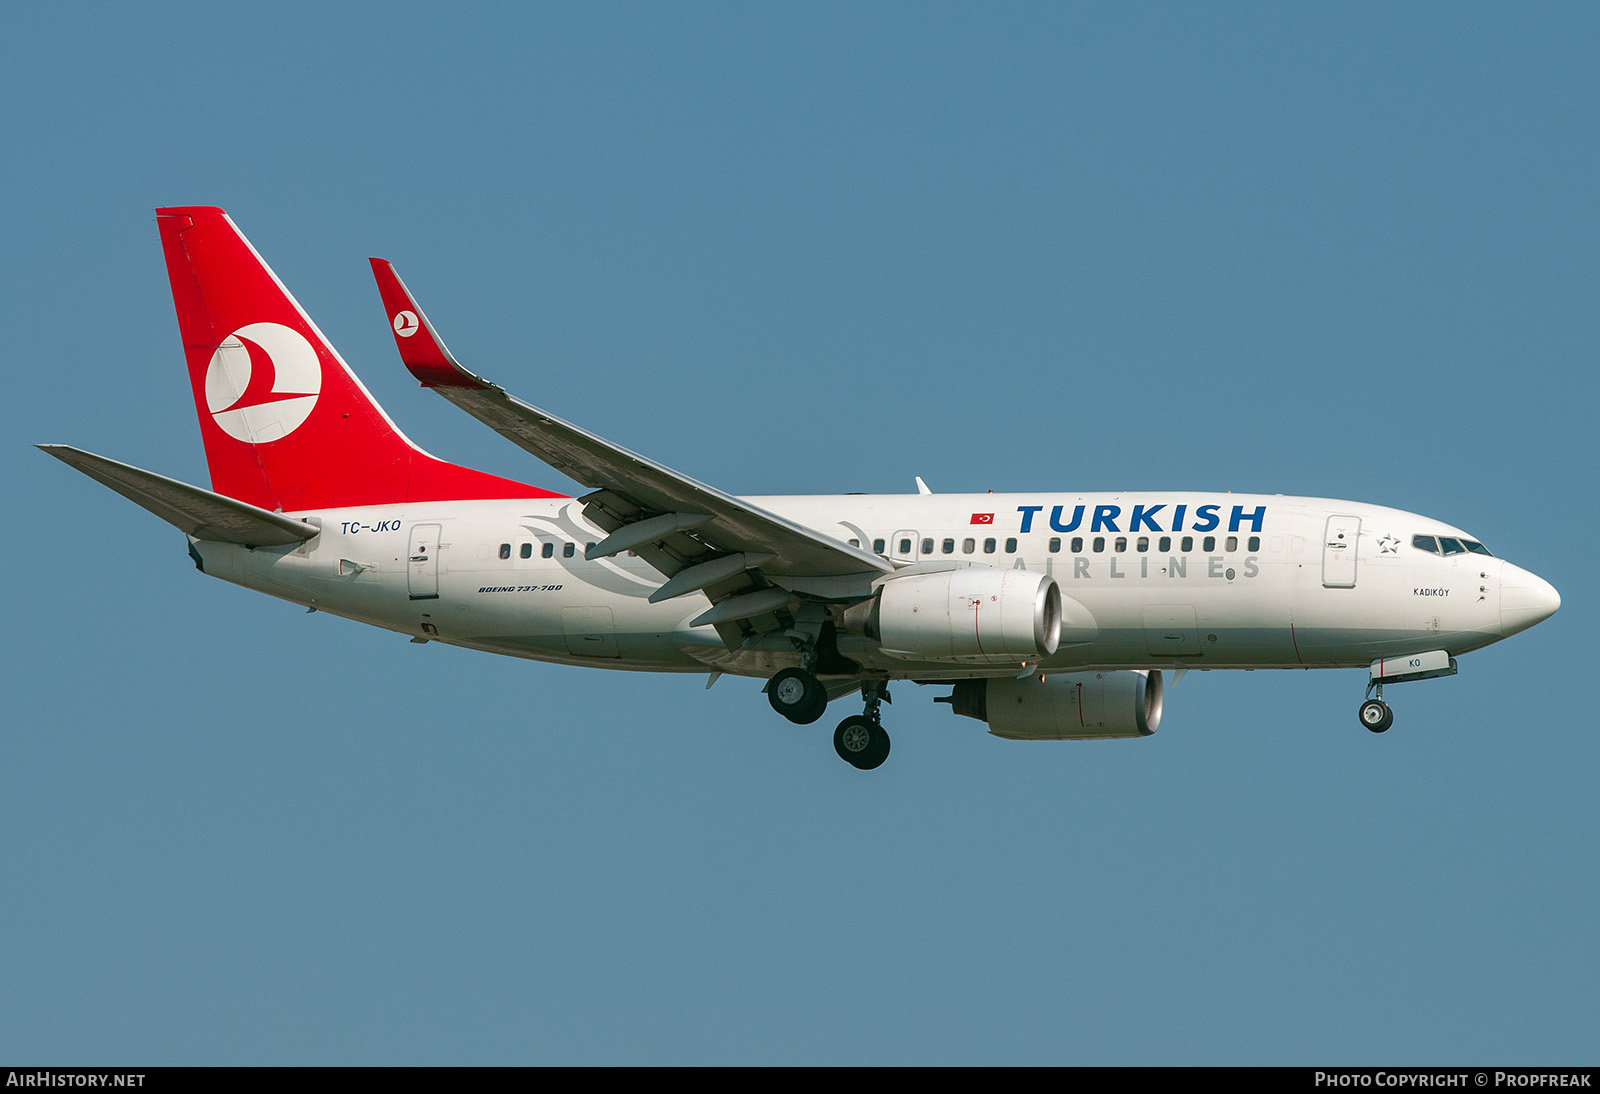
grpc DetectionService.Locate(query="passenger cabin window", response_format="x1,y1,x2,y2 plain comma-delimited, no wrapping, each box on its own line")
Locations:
983,538,996,554
1071,537,1083,553
563,543,576,558
1181,536,1194,552
874,538,887,555
922,538,934,555
1136,537,1149,553
1048,537,1061,553
962,538,975,554
1005,538,1018,553
1225,536,1238,552
900,538,914,555
1203,536,1216,552
942,538,955,555
1114,537,1128,553
1248,536,1260,552
542,543,555,558
1159,536,1171,552
520,543,532,559
499,543,511,560
1093,537,1105,553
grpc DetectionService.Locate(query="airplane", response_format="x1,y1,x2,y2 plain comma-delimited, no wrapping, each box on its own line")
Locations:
40,206,1560,770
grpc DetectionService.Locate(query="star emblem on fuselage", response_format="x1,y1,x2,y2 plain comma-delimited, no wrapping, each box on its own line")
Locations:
1378,534,1400,555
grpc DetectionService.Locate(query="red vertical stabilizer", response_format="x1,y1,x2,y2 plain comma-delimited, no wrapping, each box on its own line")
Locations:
156,206,562,511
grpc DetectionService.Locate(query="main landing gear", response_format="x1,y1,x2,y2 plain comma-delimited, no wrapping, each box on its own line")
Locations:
767,667,828,724
833,681,891,770
1359,682,1395,733
765,669,893,769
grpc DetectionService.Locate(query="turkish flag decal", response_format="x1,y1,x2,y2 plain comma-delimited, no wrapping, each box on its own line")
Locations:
970,513,994,525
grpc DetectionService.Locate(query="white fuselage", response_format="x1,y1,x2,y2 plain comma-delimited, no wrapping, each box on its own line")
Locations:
193,491,1544,681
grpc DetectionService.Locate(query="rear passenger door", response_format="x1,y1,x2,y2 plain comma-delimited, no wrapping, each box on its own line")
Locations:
408,523,442,600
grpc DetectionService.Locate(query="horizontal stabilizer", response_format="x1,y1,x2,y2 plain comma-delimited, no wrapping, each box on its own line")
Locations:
38,445,318,547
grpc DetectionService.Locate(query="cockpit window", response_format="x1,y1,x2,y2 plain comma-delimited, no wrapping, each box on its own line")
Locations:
1414,533,1493,557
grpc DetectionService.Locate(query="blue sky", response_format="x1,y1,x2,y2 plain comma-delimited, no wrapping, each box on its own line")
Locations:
3,2,1595,1064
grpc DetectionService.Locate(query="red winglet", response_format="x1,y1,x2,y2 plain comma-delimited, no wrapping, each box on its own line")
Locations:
368,258,488,390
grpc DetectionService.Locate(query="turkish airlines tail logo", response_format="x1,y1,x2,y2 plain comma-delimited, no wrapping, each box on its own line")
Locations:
203,322,322,443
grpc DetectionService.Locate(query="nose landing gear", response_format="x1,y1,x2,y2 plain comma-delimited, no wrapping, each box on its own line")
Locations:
1358,651,1458,734
1359,682,1394,733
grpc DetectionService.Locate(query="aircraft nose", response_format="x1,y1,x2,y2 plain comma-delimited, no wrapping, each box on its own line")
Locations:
1500,562,1560,636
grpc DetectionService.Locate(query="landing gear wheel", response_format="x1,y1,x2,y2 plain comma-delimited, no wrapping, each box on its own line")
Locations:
834,715,891,770
768,668,827,725
1359,699,1394,733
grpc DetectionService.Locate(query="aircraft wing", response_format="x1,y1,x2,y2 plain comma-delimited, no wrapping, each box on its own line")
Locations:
370,259,891,637
38,445,318,547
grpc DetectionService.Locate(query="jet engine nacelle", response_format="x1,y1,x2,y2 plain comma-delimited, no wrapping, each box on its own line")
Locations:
941,670,1164,740
864,567,1063,664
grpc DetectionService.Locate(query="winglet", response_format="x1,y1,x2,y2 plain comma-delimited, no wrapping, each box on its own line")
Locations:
368,258,491,390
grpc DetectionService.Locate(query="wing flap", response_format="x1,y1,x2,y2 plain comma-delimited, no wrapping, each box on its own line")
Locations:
39,445,318,547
